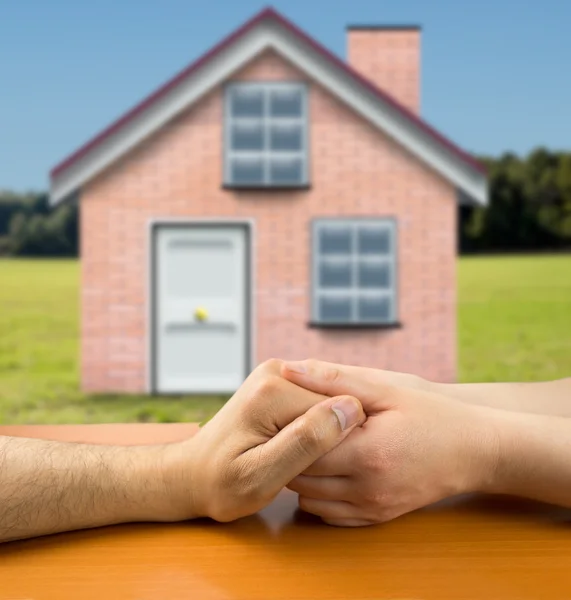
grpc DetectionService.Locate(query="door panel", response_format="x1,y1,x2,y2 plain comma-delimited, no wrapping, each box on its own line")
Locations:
154,225,249,394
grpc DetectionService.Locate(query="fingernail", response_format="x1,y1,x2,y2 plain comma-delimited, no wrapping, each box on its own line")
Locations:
284,361,306,374
331,397,360,431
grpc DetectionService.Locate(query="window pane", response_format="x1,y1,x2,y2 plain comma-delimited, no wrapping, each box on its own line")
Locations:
269,157,303,185
357,225,391,255
231,123,264,151
230,157,264,185
270,123,303,151
230,87,264,117
270,88,303,117
319,259,352,288
319,296,352,322
318,226,351,255
358,261,391,289
357,296,392,322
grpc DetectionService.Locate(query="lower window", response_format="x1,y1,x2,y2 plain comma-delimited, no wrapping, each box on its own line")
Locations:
311,218,398,325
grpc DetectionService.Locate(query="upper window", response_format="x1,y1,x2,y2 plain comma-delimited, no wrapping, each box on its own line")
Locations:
312,219,398,326
224,83,309,188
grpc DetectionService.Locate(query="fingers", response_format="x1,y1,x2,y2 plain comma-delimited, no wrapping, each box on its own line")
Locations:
322,518,376,527
300,420,369,476
281,359,362,396
287,475,351,501
256,395,365,492
241,360,331,434
281,359,395,413
298,432,360,476
298,496,365,522
271,379,330,433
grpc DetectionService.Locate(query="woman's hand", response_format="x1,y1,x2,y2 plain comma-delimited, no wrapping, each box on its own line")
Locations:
281,360,499,526
165,359,365,523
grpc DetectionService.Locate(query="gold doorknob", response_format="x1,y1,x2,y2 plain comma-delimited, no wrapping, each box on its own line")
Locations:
194,306,208,322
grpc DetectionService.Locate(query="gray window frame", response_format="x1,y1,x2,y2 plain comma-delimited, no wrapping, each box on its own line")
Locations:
223,82,309,188
311,218,398,325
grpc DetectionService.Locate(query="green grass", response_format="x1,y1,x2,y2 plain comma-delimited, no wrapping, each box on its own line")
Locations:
458,254,571,383
1,255,570,424
0,260,227,424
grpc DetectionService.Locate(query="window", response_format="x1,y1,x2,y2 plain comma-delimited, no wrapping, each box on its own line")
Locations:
312,219,398,325
224,83,308,187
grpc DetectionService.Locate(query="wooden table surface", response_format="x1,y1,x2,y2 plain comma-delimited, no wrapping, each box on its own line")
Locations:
1,424,571,600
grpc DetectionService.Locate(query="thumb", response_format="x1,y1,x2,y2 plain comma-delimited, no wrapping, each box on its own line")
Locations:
258,395,365,491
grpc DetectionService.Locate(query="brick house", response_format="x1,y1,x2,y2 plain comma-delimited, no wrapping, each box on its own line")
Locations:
48,7,487,395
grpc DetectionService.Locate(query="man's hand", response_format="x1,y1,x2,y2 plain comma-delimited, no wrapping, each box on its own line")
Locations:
281,360,499,526
0,359,364,543
165,359,365,523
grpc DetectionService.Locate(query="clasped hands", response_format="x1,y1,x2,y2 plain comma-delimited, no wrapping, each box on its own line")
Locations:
164,358,500,527
3,359,569,543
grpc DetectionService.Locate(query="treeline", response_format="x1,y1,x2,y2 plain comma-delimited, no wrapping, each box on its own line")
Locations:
460,148,571,253
0,191,78,256
1,148,570,257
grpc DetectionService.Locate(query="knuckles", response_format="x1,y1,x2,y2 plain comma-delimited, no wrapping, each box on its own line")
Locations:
246,360,289,404
248,375,287,421
361,484,387,508
256,357,284,376
315,360,344,396
290,417,327,455
353,443,384,476
253,373,285,399
351,482,399,524
322,364,341,386
239,372,287,421
302,358,341,387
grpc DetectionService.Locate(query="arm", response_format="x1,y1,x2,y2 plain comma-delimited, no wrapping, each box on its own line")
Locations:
428,377,571,417
486,408,571,507
0,360,363,543
0,436,183,543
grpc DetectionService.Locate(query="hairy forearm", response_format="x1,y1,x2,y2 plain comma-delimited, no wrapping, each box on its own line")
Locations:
483,409,571,508
0,436,191,543
430,378,571,417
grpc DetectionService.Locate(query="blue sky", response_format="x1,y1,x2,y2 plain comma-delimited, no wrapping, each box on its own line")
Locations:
1,0,569,191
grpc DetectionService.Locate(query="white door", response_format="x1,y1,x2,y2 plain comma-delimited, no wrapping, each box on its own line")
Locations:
154,224,250,394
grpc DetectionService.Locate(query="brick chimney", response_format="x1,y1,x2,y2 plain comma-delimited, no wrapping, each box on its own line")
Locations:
347,25,421,114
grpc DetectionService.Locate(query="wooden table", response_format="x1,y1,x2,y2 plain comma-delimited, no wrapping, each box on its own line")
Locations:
1,424,571,599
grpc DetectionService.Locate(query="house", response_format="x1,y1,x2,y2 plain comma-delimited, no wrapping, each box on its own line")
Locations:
48,7,487,395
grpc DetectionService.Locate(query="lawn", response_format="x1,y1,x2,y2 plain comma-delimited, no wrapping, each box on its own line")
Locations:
1,255,570,424
0,259,227,424
458,254,571,383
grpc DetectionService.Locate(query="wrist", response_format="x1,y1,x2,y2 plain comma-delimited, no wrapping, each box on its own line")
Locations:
112,441,202,524
478,409,539,497
156,438,203,522
420,377,443,396
459,405,503,495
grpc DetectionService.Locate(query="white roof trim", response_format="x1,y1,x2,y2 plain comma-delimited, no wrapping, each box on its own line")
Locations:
50,19,487,206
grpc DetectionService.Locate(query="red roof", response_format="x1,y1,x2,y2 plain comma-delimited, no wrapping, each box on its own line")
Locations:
50,7,486,179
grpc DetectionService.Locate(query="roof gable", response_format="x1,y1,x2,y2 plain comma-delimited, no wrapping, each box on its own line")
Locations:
49,7,487,206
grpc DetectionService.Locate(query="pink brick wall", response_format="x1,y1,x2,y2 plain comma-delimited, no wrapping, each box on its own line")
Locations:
347,28,420,114
80,50,457,394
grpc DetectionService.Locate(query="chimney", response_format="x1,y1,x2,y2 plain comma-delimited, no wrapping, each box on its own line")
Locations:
347,24,421,114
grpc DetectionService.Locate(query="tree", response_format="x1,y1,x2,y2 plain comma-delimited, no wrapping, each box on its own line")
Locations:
460,149,568,253
3,147,571,258
555,153,571,241
4,194,79,257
